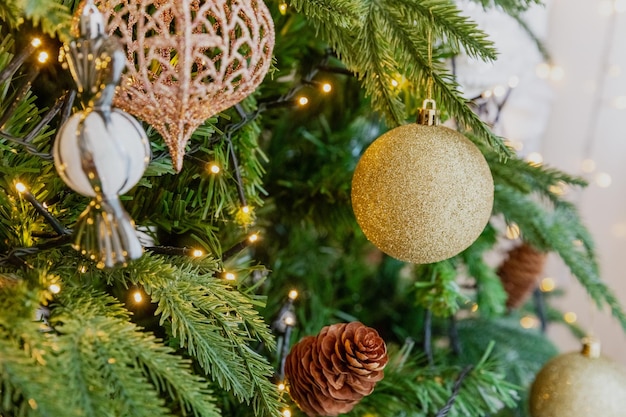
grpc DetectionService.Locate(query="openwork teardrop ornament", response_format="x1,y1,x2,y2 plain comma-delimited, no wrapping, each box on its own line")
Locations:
88,0,275,171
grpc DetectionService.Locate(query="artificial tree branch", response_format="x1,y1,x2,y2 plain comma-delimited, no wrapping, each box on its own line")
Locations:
449,315,462,356
424,308,434,366
0,90,75,160
533,287,548,333
0,235,73,267
23,92,68,143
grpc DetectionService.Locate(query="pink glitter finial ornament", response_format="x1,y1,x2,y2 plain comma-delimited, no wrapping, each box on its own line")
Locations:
87,0,275,172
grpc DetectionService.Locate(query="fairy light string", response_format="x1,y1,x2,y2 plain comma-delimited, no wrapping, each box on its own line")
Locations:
0,38,342,269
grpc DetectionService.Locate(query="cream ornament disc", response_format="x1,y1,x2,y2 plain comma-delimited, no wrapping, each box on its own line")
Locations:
351,123,494,264
53,109,150,198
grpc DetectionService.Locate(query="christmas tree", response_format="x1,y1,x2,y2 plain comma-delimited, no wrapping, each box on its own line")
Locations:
1,1,625,417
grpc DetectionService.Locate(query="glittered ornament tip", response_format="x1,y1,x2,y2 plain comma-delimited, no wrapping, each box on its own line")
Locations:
73,198,143,269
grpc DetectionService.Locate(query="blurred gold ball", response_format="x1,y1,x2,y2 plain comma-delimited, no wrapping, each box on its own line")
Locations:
530,351,626,417
351,124,493,264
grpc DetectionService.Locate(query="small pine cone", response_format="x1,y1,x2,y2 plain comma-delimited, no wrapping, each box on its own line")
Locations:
0,275,17,290
285,322,388,417
498,242,547,308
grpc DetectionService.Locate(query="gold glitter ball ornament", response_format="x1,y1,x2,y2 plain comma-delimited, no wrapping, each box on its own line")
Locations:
351,123,493,264
529,339,626,417
86,0,275,172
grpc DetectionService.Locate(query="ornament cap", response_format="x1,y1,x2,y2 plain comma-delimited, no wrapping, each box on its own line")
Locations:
79,0,105,39
581,337,601,358
417,99,440,126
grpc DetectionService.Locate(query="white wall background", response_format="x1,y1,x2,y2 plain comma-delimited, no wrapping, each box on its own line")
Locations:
542,0,626,363
456,0,626,363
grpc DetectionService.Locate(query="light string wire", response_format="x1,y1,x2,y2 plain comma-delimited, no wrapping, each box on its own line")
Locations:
0,46,342,267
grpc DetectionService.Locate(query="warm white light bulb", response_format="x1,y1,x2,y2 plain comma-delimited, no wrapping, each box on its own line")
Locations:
549,182,567,196
192,249,204,257
520,316,537,329
493,85,507,98
48,284,61,294
550,65,565,82
225,272,236,281
209,164,220,174
526,152,543,166
242,206,250,214
540,277,556,292
277,382,286,391
297,96,309,106
37,51,49,64
322,83,332,93
15,182,27,193
133,291,143,303
248,233,259,243
391,79,399,87
505,223,520,240
282,409,292,417
581,159,596,173
564,312,577,323
535,63,551,79
31,38,42,48
613,95,626,109
595,172,612,188
288,289,298,300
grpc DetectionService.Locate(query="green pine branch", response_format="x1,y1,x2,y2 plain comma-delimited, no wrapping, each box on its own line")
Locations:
289,0,512,157
469,0,543,15
343,345,518,417
393,0,497,60
459,225,507,317
455,317,557,386
0,274,69,417
50,294,171,417
0,337,68,417
414,260,468,317
52,287,221,417
107,255,282,417
0,1,21,29
287,0,364,31
455,137,626,330
358,7,407,124
129,106,267,257
6,0,72,40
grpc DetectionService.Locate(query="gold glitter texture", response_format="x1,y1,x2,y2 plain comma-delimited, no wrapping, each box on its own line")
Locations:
351,124,493,264
530,348,626,417
87,0,275,171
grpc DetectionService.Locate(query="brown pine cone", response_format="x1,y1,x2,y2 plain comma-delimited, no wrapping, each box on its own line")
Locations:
498,242,547,308
285,322,388,417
